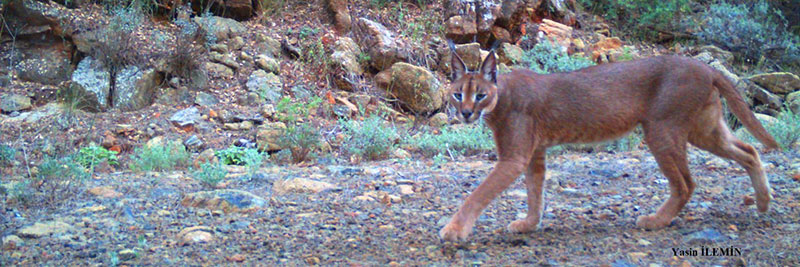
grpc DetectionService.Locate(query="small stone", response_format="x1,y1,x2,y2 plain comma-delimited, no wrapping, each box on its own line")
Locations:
637,239,651,246
272,178,336,195
743,195,756,206
379,224,395,231
428,112,449,127
685,228,726,244
227,254,246,262
170,107,201,127
195,92,219,106
118,249,137,261
17,221,74,238
2,235,24,249
354,195,374,202
177,226,214,246
1,94,32,113
628,252,647,261
88,186,123,198
181,189,268,213
398,184,414,195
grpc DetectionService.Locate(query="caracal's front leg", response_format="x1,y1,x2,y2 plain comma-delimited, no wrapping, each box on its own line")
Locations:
440,160,526,242
507,149,546,233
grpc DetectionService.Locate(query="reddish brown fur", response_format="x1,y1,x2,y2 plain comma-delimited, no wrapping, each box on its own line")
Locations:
440,52,778,242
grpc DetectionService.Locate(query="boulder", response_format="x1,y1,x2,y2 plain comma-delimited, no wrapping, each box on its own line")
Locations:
496,43,524,65
1,94,32,113
114,67,161,111
194,16,246,41
326,0,352,33
205,62,234,78
246,70,282,104
255,55,280,74
376,62,443,113
256,122,286,152
16,56,72,85
331,37,364,90
445,15,478,43
748,72,800,95
181,189,268,213
787,91,800,114
355,18,409,71
69,56,111,111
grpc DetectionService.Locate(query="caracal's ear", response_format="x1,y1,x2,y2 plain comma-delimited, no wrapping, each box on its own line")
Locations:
448,40,468,80
479,50,497,83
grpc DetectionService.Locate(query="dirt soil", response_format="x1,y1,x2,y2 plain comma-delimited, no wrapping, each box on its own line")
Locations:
2,147,799,266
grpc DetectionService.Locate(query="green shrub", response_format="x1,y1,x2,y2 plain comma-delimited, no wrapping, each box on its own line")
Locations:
739,108,800,150
522,39,595,74
578,0,690,40
339,115,399,161
274,96,323,123
215,146,248,165
409,122,494,158
698,0,799,68
192,161,228,189
215,146,266,177
278,123,321,163
34,156,89,205
76,145,119,169
0,144,14,163
242,148,267,177
129,141,190,172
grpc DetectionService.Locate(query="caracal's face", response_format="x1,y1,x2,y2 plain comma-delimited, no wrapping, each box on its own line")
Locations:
448,73,498,124
448,44,499,124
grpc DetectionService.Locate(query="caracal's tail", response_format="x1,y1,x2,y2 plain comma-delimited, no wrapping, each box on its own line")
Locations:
713,71,781,150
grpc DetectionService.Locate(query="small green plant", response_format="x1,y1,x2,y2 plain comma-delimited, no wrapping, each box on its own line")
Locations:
192,161,228,189
215,146,266,177
76,145,119,170
604,128,643,152
0,144,14,164
129,141,190,172
409,122,495,158
274,96,323,123
215,146,248,165
738,108,800,150
242,148,266,178
277,123,321,163
617,46,635,62
259,0,287,16
339,115,399,161
33,156,89,205
522,39,595,74
8,180,34,206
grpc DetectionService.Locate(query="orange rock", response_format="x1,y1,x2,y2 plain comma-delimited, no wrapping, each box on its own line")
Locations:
88,186,122,198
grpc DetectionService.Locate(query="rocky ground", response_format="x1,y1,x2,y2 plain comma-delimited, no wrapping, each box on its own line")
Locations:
2,147,799,266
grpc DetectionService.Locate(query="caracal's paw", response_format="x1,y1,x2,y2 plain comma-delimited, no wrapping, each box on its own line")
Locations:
439,221,471,242
756,194,771,213
635,214,672,230
506,219,539,233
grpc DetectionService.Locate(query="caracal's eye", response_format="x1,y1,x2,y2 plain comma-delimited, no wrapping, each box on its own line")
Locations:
475,93,487,101
453,93,463,102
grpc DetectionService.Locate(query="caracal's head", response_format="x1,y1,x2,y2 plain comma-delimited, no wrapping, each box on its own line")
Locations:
448,41,499,124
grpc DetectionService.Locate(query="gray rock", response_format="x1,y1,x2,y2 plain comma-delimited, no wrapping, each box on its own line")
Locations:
114,67,160,111
255,55,280,74
290,85,312,100
16,57,72,85
17,221,75,238
195,92,219,106
255,34,282,57
194,16,246,41
699,45,734,63
183,135,204,151
246,70,282,104
180,189,268,213
355,18,409,70
331,37,364,90
497,43,524,65
748,72,800,95
118,249,137,261
205,62,234,78
751,85,783,110
170,107,201,127
1,94,32,112
70,56,111,111
787,91,800,114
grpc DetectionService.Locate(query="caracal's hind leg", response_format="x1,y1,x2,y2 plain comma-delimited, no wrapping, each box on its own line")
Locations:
689,118,772,212
637,123,694,230
507,149,547,233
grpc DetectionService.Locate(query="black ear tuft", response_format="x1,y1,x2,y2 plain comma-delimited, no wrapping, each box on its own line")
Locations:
479,51,497,83
448,40,468,80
